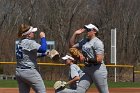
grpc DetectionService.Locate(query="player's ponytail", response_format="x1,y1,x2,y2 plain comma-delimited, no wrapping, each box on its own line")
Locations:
18,24,30,38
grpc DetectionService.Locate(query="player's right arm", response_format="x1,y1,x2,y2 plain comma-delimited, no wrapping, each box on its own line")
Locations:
70,29,86,62
69,29,85,47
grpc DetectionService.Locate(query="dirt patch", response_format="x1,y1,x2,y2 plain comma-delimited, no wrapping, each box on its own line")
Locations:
0,88,140,93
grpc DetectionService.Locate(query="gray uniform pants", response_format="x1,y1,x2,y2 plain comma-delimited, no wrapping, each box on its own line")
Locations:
77,63,109,93
16,68,46,93
56,63,109,93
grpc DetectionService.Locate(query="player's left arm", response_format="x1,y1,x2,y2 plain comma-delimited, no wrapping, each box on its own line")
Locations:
96,54,104,63
37,37,47,53
37,51,48,57
67,67,80,85
94,41,104,63
37,32,47,53
87,41,104,64
67,76,80,85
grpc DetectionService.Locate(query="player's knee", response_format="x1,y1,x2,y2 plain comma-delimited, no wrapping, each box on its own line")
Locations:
35,88,46,93
76,86,87,93
98,85,109,93
37,90,46,93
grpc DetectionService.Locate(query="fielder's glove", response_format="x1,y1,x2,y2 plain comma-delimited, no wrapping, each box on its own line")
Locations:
83,57,98,66
82,50,98,66
69,48,84,62
47,49,60,60
37,49,60,61
53,81,67,90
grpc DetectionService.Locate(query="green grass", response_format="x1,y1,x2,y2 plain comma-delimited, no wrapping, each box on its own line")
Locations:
108,82,140,88
0,80,55,88
0,80,140,88
0,80,18,88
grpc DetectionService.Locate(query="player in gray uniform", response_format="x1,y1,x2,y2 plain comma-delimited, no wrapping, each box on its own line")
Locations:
55,55,83,93
62,54,83,89
70,23,109,93
15,24,47,93
55,24,109,93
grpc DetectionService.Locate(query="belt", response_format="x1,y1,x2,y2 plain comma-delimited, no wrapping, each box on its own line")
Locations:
85,63,102,67
16,66,32,69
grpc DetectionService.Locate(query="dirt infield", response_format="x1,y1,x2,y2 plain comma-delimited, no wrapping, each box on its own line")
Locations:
0,88,140,93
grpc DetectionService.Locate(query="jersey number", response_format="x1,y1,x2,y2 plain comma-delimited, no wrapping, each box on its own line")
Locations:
16,45,23,59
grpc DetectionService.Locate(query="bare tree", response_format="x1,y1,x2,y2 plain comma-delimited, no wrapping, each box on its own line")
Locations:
94,0,140,65
0,0,140,80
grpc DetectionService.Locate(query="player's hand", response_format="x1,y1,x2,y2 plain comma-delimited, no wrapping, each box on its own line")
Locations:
74,29,85,35
62,81,67,85
79,54,85,62
40,32,45,38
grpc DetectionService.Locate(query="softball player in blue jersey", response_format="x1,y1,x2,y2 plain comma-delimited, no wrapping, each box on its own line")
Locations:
70,23,109,93
15,24,47,93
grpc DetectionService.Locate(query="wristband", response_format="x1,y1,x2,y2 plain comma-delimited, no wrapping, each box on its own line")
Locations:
88,58,98,64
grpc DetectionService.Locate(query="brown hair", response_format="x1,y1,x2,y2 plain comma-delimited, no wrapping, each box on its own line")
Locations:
18,24,30,38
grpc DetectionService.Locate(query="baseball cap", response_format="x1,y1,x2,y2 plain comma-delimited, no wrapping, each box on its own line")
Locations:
84,24,99,32
22,26,37,36
62,55,74,61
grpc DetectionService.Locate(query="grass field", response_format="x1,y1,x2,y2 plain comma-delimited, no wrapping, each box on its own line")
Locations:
0,80,140,88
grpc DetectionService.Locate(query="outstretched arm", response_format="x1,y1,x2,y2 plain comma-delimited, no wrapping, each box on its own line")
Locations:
69,29,85,47
66,76,80,85
38,32,47,53
37,51,48,57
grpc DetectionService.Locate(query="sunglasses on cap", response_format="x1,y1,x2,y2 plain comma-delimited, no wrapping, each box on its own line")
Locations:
83,26,93,32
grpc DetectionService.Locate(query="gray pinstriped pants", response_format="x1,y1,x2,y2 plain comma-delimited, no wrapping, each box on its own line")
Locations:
16,68,46,93
56,63,109,93
76,63,109,93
